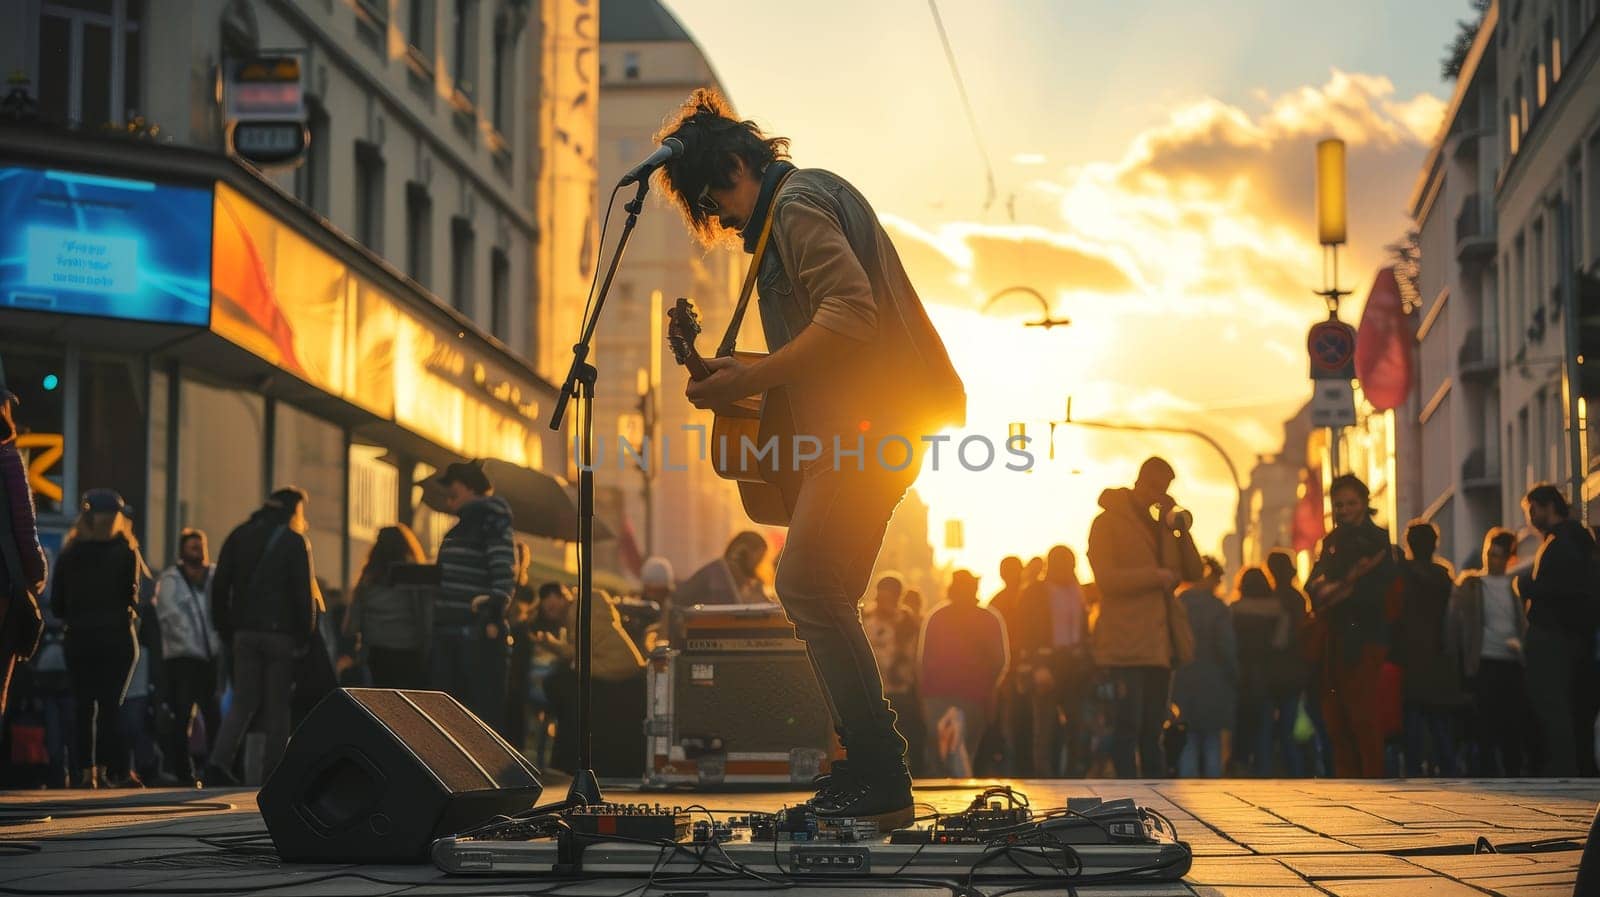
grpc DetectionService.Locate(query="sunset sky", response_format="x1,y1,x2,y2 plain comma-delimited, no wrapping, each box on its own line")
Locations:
659,0,1467,582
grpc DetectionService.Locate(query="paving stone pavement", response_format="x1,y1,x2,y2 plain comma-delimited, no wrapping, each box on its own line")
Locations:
0,779,1593,896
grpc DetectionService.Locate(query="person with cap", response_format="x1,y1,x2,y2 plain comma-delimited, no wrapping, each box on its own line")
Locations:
50,488,144,787
637,556,677,652
204,487,318,786
430,460,516,731
0,380,48,717
917,569,1009,776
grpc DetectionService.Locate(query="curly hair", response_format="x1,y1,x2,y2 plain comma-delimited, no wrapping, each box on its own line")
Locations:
651,88,790,246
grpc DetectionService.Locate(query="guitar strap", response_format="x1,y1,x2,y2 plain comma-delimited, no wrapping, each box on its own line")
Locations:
716,169,797,358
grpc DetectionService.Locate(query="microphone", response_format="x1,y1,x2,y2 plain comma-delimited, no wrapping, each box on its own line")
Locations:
618,136,685,186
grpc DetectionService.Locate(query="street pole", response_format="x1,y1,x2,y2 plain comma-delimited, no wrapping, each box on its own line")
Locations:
645,290,663,555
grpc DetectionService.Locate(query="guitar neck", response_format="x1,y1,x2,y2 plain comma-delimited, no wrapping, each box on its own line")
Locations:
683,352,712,381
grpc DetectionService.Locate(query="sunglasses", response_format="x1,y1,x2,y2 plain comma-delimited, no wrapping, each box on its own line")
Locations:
695,184,719,215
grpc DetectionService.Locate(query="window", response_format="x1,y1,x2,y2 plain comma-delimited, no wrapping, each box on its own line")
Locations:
1516,77,1527,142
1549,16,1562,83
355,141,386,253
405,182,432,288
273,402,348,590
490,248,510,341
1532,47,1546,108
491,11,515,133
1533,219,1545,326
451,216,475,314
295,100,330,215
409,0,435,58
624,51,640,79
35,0,143,128
452,0,478,103
356,0,388,27
1514,234,1526,347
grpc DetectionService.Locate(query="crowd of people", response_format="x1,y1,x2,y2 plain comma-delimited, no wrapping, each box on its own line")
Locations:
4,357,1599,785
862,460,1600,780
0,430,655,787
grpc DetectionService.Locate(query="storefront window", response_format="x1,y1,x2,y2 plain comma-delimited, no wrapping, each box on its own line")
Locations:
273,402,347,592
0,345,69,517
348,443,399,580
178,379,263,561
78,356,148,546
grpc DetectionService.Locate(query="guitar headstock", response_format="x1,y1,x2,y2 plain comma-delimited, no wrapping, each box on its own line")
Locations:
666,297,703,367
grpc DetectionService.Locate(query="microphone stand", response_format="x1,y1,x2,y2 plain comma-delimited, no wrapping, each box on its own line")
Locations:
534,176,651,814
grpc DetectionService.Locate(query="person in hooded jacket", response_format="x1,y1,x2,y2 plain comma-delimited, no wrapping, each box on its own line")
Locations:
51,489,143,787
203,487,318,786
430,461,516,732
1085,456,1203,779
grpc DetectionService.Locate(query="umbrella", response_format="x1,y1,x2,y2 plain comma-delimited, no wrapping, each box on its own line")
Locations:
420,458,613,541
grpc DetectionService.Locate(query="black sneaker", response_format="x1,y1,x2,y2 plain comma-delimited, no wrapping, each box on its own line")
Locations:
807,759,851,796
811,764,913,832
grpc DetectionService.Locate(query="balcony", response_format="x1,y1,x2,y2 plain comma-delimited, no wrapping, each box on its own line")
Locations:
1455,193,1495,262
1457,326,1498,379
1461,446,1500,491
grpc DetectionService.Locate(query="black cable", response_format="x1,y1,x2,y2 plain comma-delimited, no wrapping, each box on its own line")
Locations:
576,181,626,343
925,0,997,212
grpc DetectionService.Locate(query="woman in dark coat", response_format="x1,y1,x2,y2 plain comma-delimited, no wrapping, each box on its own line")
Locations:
1233,566,1306,776
51,489,143,787
1170,557,1236,778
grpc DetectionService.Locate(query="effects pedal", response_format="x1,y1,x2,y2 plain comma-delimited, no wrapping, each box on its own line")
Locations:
730,807,878,842
564,803,691,842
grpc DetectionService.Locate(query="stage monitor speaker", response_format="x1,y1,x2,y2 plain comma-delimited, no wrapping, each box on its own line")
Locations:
258,688,541,863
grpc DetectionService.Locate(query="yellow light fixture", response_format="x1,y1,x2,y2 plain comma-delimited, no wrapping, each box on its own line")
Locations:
1316,138,1347,247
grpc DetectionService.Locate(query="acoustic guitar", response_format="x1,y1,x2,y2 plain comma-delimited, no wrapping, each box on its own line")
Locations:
665,297,801,526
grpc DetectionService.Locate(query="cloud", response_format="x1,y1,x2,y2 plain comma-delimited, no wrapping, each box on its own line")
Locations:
891,70,1442,565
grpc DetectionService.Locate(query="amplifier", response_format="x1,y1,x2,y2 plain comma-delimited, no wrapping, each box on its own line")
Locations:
644,604,838,787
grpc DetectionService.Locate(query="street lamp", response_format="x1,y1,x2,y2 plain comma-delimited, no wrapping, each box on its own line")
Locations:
1048,397,1243,494
982,285,1071,329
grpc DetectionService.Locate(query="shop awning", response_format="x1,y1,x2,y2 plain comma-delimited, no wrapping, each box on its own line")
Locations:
419,458,613,542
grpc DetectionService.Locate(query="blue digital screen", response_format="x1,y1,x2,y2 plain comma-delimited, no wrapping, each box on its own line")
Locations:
0,164,212,325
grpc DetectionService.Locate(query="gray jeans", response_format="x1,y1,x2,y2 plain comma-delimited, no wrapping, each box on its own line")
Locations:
210,631,299,780
773,464,915,770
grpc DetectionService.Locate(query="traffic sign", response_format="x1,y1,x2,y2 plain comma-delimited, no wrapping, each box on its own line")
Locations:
1309,378,1357,429
1307,318,1357,380
226,52,308,168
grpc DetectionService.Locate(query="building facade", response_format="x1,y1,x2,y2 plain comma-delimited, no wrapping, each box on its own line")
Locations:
594,0,752,576
1410,8,1505,567
1491,0,1600,526
1,0,596,589
1407,0,1600,562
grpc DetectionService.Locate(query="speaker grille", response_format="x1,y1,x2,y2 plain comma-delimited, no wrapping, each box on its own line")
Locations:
406,690,537,788
672,652,832,752
348,689,496,792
